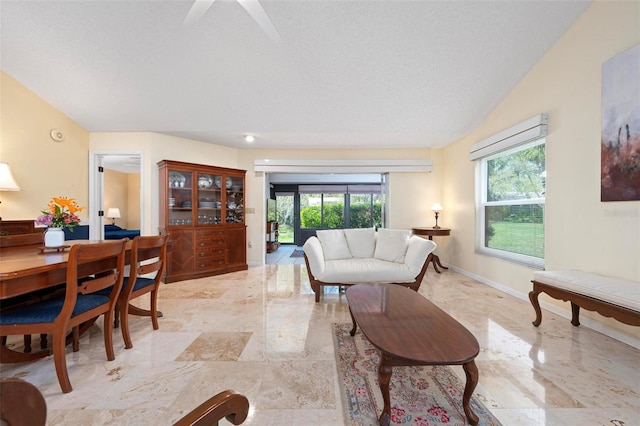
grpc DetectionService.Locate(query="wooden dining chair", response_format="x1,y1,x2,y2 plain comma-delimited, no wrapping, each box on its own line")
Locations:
1,231,51,355
0,239,127,393
118,234,168,349
173,389,249,426
0,378,47,426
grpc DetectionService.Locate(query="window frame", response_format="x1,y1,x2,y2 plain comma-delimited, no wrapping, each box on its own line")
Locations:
476,138,546,269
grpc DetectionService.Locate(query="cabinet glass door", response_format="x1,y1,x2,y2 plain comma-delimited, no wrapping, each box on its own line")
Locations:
197,173,223,225
168,171,193,226
224,176,244,224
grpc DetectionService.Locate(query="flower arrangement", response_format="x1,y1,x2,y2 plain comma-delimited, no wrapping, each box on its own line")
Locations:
35,196,85,230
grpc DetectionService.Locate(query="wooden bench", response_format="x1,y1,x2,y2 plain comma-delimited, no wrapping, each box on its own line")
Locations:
529,270,640,327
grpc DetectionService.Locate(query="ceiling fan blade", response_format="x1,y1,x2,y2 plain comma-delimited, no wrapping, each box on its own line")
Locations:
237,0,282,43
182,0,216,27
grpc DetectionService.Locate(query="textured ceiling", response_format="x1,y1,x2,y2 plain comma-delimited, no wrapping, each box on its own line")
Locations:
1,0,592,150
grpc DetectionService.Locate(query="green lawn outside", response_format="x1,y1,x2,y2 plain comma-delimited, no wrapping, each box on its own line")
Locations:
488,221,544,258
278,224,294,243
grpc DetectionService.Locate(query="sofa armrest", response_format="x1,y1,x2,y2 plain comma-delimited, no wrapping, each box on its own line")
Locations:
405,236,437,276
303,236,325,278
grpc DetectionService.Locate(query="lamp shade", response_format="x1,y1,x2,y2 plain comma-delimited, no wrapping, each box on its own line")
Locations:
106,208,121,219
0,163,21,191
431,203,443,212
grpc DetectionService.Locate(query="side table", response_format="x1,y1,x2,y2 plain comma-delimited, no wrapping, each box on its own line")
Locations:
411,227,451,273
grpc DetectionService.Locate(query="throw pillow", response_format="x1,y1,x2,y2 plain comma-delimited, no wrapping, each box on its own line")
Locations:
344,228,376,258
316,230,352,260
373,229,410,263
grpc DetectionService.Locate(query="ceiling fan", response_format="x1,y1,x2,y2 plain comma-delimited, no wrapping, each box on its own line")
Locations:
183,0,282,43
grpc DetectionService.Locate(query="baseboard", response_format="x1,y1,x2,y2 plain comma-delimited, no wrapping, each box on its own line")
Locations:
448,265,640,350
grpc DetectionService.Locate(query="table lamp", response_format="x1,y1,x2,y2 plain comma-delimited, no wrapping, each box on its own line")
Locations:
107,208,121,225
431,203,443,229
0,163,21,221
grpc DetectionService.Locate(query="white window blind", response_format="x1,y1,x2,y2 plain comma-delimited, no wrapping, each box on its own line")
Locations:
470,114,548,160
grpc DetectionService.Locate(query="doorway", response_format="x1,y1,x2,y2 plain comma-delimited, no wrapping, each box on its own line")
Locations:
89,151,144,240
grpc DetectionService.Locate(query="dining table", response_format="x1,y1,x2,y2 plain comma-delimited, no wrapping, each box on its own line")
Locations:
0,239,161,363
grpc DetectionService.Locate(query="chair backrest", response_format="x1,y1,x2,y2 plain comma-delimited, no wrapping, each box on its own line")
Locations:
58,240,127,324
173,389,249,426
124,234,168,294
0,378,47,426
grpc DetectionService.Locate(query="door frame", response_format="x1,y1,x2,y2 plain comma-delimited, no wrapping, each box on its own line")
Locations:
89,150,144,240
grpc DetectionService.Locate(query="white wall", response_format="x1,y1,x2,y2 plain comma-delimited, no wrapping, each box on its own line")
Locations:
90,132,239,237
0,72,90,221
442,1,640,342
237,148,438,264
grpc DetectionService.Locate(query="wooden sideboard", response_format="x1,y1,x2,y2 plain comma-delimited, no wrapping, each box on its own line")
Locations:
0,220,37,236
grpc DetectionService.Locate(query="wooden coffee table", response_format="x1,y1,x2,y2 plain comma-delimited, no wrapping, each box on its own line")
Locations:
346,283,480,426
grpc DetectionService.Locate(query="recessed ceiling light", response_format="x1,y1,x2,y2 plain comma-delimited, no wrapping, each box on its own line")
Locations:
244,135,255,143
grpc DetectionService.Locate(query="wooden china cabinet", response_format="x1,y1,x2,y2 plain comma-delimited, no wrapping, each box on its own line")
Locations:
158,160,247,283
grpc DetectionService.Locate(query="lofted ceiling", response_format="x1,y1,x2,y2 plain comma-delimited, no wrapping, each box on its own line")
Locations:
1,0,591,150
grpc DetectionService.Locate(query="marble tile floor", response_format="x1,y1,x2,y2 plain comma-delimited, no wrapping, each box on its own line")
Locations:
1,265,638,426
266,245,305,265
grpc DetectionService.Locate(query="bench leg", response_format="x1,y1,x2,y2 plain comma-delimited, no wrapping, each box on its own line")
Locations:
571,302,581,326
529,290,543,327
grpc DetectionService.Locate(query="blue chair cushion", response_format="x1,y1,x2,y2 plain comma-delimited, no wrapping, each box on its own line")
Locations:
0,294,110,325
130,277,156,292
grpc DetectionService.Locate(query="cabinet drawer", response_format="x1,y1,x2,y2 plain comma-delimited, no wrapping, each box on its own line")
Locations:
197,257,226,269
196,247,225,259
196,230,224,239
196,237,225,246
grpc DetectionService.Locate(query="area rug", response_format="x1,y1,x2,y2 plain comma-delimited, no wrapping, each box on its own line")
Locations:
333,323,502,426
290,249,305,258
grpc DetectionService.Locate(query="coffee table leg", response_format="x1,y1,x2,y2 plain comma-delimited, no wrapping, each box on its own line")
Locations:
349,307,357,336
462,360,479,426
377,353,392,426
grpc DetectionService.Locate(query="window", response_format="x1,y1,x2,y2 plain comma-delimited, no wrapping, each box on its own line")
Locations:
348,193,382,228
477,139,545,268
300,193,344,229
298,184,382,230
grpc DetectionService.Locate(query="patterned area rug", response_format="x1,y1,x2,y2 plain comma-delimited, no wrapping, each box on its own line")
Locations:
333,323,502,426
290,249,305,258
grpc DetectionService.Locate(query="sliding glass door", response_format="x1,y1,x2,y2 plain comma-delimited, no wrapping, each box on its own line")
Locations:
275,193,294,244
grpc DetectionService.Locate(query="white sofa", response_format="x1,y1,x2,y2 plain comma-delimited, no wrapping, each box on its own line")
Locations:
303,228,437,302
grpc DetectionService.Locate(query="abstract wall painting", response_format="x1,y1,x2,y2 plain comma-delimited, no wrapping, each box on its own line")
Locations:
601,44,640,202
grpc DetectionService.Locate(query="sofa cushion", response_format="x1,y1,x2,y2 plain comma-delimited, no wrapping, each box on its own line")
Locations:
343,227,376,258
316,229,352,260
374,229,410,263
319,258,416,283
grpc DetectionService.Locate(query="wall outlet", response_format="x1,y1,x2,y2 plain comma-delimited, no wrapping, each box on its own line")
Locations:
246,207,255,214
248,241,253,248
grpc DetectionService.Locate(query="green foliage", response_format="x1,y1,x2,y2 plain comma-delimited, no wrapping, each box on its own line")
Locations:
323,203,344,228
350,201,382,228
300,200,382,229
301,206,322,228
487,144,545,202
